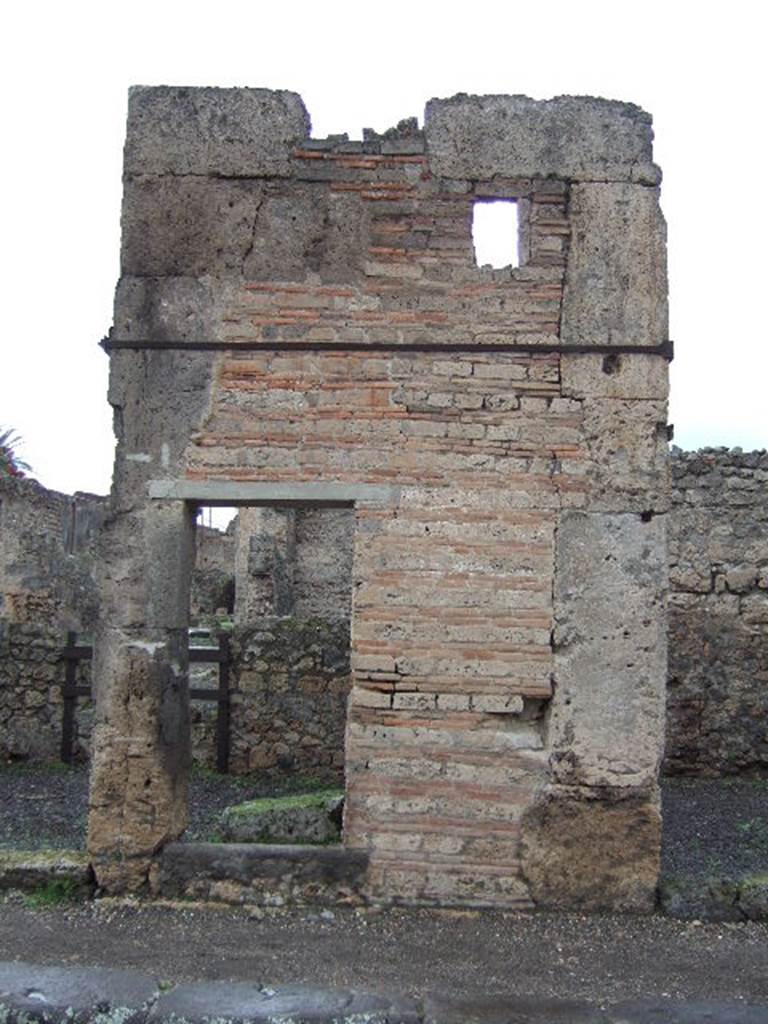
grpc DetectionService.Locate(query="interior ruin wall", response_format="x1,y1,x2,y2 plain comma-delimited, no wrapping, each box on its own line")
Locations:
0,475,104,760
666,448,768,775
86,86,672,908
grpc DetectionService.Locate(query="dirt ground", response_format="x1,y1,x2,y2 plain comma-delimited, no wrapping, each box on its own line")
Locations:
0,766,766,1005
0,896,766,1005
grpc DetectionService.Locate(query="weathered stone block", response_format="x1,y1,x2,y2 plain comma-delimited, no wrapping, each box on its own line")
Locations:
520,785,661,912
550,512,667,790
219,790,344,844
561,183,668,347
124,86,310,177
425,94,659,183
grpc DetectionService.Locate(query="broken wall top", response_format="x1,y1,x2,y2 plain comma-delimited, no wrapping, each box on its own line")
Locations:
124,87,659,182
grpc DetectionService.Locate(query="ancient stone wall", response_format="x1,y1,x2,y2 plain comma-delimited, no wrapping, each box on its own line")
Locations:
665,448,768,775
0,476,104,760
191,507,353,775
92,87,670,906
190,521,236,622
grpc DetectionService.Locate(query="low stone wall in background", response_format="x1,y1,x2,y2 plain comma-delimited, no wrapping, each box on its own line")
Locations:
665,448,768,776
192,619,350,779
0,476,103,762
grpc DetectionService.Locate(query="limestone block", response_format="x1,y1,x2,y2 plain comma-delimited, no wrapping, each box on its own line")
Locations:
520,785,661,911
561,184,668,346
560,352,668,401
124,87,310,177
88,627,190,892
219,790,344,844
550,511,667,790
575,398,670,513
244,188,366,284
425,95,659,183
121,177,265,277
112,275,231,343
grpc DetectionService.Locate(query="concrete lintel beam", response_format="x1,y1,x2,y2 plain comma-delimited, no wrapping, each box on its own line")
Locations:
148,480,400,509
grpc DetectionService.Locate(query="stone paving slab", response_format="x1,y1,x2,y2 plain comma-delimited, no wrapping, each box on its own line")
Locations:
150,980,422,1023
0,961,157,1023
0,961,765,1024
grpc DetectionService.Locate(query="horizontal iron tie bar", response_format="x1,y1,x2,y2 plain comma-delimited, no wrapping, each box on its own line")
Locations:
101,337,674,360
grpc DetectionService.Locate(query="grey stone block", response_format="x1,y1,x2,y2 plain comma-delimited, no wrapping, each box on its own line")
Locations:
124,87,310,177
152,982,420,1023
608,1000,768,1023
220,792,343,844
155,842,369,894
561,183,668,347
423,992,609,1023
425,94,659,183
0,961,157,1023
550,511,668,789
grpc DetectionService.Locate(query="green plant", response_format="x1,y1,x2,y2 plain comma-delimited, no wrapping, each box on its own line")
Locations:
0,427,31,478
22,877,79,908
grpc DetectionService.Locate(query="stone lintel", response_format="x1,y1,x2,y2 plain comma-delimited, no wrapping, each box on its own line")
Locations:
148,480,400,508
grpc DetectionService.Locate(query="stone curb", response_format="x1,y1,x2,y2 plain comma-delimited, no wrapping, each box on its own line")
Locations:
0,962,765,1024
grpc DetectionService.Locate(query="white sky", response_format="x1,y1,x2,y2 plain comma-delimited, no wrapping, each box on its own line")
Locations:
2,0,766,496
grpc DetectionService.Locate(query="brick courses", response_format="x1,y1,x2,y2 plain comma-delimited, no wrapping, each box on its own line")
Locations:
91,88,670,907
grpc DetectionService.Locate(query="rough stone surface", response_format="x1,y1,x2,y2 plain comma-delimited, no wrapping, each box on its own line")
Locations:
151,981,421,1024
227,620,350,776
1,960,764,1024
0,960,157,1023
219,791,344,844
550,511,667,790
92,86,670,907
0,849,92,895
561,183,668,347
0,476,104,761
124,86,310,177
520,786,661,912
153,841,369,906
425,94,659,183
665,448,768,775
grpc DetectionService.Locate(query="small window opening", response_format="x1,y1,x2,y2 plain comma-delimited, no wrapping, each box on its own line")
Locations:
472,200,519,269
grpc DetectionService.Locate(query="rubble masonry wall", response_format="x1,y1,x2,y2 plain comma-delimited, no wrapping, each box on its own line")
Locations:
0,475,104,760
665,448,768,775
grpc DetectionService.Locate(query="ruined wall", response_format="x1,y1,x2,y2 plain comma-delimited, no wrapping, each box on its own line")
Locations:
191,508,353,775
93,87,669,905
0,476,104,760
190,522,236,622
665,448,768,775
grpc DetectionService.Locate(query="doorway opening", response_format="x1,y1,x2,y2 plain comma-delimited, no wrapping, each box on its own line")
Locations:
187,502,355,843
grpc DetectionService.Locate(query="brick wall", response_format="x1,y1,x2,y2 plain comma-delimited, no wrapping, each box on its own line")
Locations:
91,89,670,904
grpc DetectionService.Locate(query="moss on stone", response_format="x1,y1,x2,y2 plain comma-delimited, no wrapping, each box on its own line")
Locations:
0,848,89,869
225,789,343,819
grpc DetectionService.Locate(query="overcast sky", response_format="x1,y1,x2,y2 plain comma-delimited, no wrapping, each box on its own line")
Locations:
2,0,765,497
